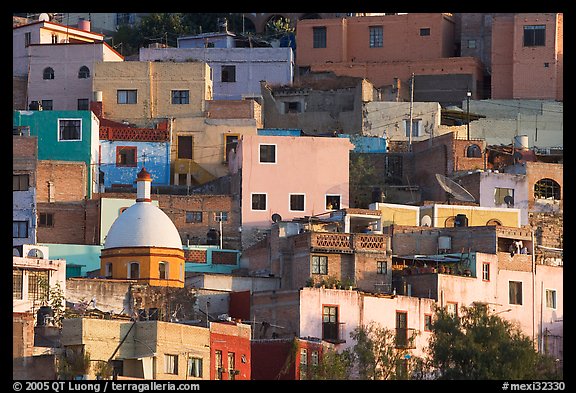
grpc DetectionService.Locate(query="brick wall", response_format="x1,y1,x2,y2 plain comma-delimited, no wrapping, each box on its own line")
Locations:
251,290,300,339
36,201,87,244
13,312,34,358
36,160,87,202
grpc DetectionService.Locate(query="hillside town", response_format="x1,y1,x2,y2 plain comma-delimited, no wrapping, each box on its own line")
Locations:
13,12,563,381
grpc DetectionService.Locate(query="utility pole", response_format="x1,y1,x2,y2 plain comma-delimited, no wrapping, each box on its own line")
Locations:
217,212,224,249
408,73,414,152
466,90,471,140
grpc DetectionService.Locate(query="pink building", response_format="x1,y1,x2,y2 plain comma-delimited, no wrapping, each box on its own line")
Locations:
299,247,563,370
230,134,354,249
491,13,563,100
295,13,483,101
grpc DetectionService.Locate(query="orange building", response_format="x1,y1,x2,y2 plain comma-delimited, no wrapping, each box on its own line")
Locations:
491,13,563,100
100,167,185,287
294,13,484,102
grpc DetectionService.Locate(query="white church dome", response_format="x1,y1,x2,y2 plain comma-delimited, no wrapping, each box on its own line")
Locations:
103,168,182,250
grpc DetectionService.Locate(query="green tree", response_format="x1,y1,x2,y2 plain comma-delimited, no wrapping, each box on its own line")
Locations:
306,347,353,380
426,303,562,380
350,321,420,380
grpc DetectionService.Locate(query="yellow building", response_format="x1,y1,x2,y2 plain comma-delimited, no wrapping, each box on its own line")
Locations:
61,318,211,380
93,61,212,126
100,168,185,287
371,202,521,228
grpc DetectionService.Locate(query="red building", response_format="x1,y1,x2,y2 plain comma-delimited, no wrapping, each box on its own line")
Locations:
209,321,251,380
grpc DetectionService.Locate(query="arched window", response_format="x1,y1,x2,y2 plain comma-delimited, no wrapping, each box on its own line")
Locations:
128,262,140,279
466,144,482,158
105,262,113,278
159,262,169,280
78,65,90,79
444,216,456,227
486,219,502,226
43,67,55,80
534,178,561,201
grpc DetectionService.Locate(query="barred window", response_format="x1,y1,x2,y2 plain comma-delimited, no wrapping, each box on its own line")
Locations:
312,255,328,275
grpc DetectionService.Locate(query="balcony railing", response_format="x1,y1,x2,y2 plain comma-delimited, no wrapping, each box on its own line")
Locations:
310,232,387,253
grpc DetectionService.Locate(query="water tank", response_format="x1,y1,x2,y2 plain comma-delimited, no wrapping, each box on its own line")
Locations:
513,135,529,150
455,214,469,227
78,18,91,32
36,306,53,326
93,91,103,102
438,236,451,252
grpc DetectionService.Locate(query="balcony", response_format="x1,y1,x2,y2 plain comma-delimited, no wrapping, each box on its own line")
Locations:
310,232,387,254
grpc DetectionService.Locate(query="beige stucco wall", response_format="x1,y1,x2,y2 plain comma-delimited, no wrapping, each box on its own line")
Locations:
363,101,442,143
61,319,211,380
93,61,212,126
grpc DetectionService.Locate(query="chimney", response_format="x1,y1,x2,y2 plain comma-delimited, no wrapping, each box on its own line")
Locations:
78,18,91,32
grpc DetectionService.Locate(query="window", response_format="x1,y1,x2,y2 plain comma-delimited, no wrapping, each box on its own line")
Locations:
424,314,433,332
13,270,23,300
186,211,203,223
420,28,430,36
312,255,328,275
41,100,53,110
377,261,387,275
290,194,305,211
486,219,502,226
188,357,203,378
369,26,383,48
482,262,490,281
51,34,58,44
171,90,190,104
105,262,113,278
495,187,514,207
259,144,276,163
404,119,422,137
395,311,408,348
509,281,523,305
299,348,307,380
178,136,193,159
58,119,81,141
322,306,339,341
224,134,239,162
313,27,327,48
467,39,477,49
28,270,49,303
221,65,236,82
534,178,560,201
117,90,137,104
77,99,89,110
466,144,482,158
13,126,30,136
325,195,340,210
13,221,28,238
164,354,178,375
38,213,54,228
116,146,137,167
25,32,31,47
285,101,301,113
227,352,236,380
215,350,223,380
524,25,545,47
13,174,29,191
78,66,90,79
159,262,168,280
214,211,228,222
128,262,140,279
251,193,267,211
43,67,54,80
446,302,458,316
545,289,556,309
310,350,319,366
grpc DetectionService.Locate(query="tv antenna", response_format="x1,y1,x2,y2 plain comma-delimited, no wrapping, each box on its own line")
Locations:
435,174,476,203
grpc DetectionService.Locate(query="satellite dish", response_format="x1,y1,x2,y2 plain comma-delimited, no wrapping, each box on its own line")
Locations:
421,215,432,227
271,213,282,223
38,13,50,21
435,174,476,203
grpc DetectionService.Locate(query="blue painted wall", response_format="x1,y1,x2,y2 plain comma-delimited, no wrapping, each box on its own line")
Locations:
258,128,302,137
99,140,171,187
339,134,387,153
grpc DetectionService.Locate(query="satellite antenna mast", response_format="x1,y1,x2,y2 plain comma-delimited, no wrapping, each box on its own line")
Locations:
435,174,476,204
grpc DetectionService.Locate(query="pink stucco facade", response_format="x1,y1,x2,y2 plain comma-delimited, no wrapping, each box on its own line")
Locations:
299,251,563,363
233,135,353,230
